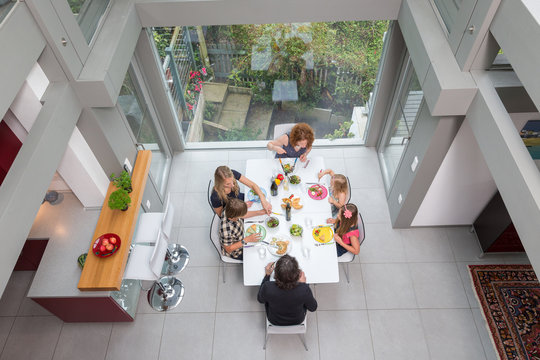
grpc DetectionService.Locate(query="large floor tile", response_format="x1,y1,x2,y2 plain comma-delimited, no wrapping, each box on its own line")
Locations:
159,313,215,360
179,192,214,228
53,322,112,360
310,148,344,159
168,266,219,313
189,150,229,163
1,316,62,360
185,161,224,193
471,308,499,360
166,162,190,193
344,156,384,189
362,263,417,309
213,312,266,360
446,227,484,261
106,314,165,360
351,188,391,224
345,146,377,158
317,310,374,360
216,266,263,312
0,317,14,352
18,297,52,317
421,309,486,360
368,309,429,360
175,226,220,267
228,150,267,161
264,312,320,360
227,160,246,175
409,262,469,308
0,271,34,316
401,227,454,262
314,264,366,310
359,223,406,263
319,157,346,177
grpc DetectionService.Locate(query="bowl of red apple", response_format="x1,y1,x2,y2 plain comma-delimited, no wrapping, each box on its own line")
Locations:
92,233,121,257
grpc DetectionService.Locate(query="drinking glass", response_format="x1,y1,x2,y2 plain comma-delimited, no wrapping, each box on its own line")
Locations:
258,246,267,259
302,246,311,259
304,217,313,229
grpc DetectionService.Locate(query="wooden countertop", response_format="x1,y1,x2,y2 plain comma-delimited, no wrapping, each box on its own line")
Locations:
78,150,152,291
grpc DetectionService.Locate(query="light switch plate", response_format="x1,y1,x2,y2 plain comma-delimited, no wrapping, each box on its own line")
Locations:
146,200,151,209
398,194,403,204
411,156,419,172
123,158,132,174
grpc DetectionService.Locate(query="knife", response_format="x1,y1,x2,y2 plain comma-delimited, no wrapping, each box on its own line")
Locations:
245,220,264,223
303,159,310,168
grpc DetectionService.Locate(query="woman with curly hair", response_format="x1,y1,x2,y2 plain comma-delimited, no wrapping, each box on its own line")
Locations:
257,255,317,325
267,123,314,162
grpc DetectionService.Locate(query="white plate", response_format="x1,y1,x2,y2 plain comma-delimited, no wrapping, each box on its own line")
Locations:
267,235,293,257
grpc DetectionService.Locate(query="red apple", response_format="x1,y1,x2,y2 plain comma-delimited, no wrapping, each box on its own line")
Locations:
102,239,109,246
106,244,114,251
109,237,117,245
99,245,106,252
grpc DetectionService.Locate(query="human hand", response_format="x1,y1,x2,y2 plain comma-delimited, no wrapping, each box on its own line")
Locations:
245,233,262,243
265,262,275,276
326,218,336,224
275,147,287,155
328,196,334,205
317,170,323,181
298,270,306,283
334,233,343,245
262,200,272,214
300,154,307,162
246,200,254,208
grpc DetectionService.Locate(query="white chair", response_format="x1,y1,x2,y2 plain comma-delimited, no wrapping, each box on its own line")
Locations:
209,213,242,282
207,179,217,215
124,229,185,311
346,176,352,203
338,211,366,283
273,123,295,140
264,314,308,350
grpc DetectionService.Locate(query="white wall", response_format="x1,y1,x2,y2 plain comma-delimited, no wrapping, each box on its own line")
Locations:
413,111,540,226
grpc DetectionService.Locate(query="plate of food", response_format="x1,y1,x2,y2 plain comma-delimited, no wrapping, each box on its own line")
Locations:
307,184,328,200
289,175,301,185
282,163,295,175
290,224,303,237
247,188,267,202
266,216,280,228
312,226,334,243
267,236,292,256
245,224,267,241
92,233,121,257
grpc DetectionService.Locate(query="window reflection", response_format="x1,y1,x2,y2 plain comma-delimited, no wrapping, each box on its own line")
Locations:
67,0,109,43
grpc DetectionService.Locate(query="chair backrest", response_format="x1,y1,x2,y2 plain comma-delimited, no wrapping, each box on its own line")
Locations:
346,176,352,203
209,214,223,257
161,193,174,239
273,123,295,140
266,314,307,334
150,229,169,277
358,211,366,246
207,179,217,215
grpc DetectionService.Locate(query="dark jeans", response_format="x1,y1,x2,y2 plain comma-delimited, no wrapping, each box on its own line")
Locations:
336,243,348,257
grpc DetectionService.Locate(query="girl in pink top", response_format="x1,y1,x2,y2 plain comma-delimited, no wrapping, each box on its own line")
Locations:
333,204,362,257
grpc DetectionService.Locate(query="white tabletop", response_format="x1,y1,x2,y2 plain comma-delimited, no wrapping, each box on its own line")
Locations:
243,157,339,286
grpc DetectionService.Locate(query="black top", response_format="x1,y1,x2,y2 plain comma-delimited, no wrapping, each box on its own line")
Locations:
210,169,244,209
257,275,318,325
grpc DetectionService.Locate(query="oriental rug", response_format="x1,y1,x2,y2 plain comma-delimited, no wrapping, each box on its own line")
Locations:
469,264,540,360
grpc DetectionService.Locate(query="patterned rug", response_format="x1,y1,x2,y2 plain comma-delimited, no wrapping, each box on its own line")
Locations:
469,265,540,360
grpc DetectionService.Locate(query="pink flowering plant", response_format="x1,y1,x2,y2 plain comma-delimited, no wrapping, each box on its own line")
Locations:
185,67,210,113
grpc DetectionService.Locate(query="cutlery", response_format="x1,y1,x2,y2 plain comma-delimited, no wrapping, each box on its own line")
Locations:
246,220,264,223
314,225,333,228
314,242,335,247
261,240,278,248
303,159,310,168
271,212,283,216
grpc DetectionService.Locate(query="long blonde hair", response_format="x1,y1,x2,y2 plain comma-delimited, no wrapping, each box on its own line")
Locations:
214,166,239,205
332,174,348,197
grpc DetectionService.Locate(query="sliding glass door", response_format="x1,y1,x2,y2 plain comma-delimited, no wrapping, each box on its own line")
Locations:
377,54,423,192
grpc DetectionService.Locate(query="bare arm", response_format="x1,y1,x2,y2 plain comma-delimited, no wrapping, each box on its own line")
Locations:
318,168,335,181
334,234,360,255
267,134,288,155
239,175,272,214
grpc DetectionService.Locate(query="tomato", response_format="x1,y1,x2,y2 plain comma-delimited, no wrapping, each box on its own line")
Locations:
106,244,114,251
277,174,284,181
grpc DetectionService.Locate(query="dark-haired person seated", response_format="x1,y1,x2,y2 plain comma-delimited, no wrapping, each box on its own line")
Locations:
267,123,314,162
257,255,317,325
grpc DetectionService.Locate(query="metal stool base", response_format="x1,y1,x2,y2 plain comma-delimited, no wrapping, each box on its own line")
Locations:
147,276,184,312
164,244,190,275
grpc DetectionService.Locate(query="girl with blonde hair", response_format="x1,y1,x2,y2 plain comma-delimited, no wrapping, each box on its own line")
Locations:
318,169,349,217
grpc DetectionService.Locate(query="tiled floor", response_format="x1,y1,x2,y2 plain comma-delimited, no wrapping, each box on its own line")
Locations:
0,146,531,360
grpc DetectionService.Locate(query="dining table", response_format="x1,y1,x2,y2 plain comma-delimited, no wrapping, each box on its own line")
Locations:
242,156,339,286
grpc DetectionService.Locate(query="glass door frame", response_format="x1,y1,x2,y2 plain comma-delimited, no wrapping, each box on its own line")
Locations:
122,59,173,199
377,52,417,193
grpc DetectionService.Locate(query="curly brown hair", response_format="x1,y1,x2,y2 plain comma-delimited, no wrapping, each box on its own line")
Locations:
289,123,314,148
274,255,301,290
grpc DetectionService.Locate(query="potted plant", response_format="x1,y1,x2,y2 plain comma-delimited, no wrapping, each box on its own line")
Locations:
110,170,132,193
108,189,131,211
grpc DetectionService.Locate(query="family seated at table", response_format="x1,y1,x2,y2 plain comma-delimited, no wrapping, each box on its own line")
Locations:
211,165,272,218
258,255,317,325
267,123,314,162
218,198,263,260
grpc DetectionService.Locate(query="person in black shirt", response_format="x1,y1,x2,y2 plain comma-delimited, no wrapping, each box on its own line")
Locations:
257,255,317,325
211,166,272,217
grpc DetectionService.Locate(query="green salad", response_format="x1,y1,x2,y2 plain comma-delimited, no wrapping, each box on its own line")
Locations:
290,224,303,236
266,217,279,228
289,175,301,184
